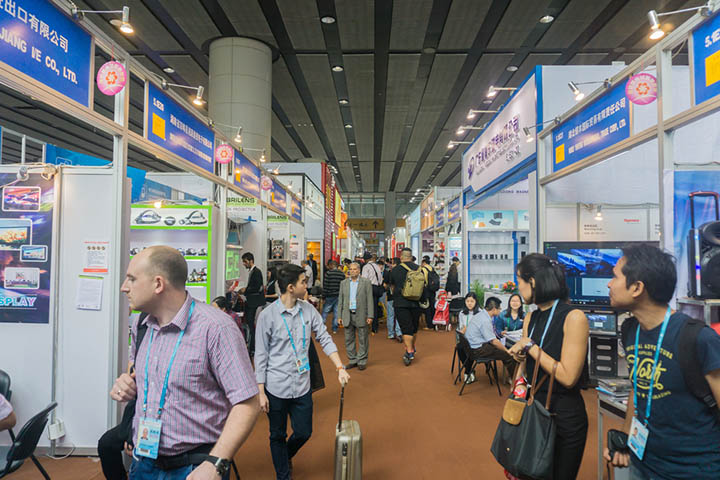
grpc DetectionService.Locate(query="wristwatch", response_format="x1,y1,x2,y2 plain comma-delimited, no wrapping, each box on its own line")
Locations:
522,339,536,355
207,456,231,476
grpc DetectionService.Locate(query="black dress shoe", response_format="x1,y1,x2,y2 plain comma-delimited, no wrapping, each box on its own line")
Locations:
345,363,358,370
358,364,367,371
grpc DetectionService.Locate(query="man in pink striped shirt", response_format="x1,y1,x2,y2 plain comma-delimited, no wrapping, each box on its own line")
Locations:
111,246,259,479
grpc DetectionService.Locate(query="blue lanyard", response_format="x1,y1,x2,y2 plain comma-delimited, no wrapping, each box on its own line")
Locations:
528,300,559,348
281,308,306,359
633,306,672,426
142,301,195,418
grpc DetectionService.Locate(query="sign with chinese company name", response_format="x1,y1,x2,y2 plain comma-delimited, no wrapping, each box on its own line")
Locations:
0,0,92,106
447,197,460,223
463,74,536,194
625,73,657,105
215,143,233,164
234,152,260,197
270,180,287,211
436,208,445,227
146,82,215,172
290,196,302,221
693,12,720,105
552,80,629,172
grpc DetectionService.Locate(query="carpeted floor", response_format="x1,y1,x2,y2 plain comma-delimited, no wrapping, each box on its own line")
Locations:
11,321,620,479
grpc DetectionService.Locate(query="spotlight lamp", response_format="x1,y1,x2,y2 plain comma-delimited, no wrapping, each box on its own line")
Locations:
467,109,499,120
193,85,205,106
567,79,612,102
70,4,134,35
208,120,243,144
235,126,243,144
260,149,266,162
448,140,473,149
158,79,206,108
647,3,712,41
594,205,603,221
523,117,561,143
487,86,516,98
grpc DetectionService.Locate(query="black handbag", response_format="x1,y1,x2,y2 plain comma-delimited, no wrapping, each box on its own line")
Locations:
490,349,558,479
308,339,325,393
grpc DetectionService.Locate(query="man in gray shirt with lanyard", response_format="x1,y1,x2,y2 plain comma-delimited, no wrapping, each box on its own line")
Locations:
255,263,350,480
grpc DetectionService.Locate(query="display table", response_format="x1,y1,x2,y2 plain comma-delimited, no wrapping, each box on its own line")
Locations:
677,297,720,326
597,392,629,480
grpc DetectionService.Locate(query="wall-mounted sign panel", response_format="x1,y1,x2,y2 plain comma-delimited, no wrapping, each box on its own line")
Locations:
578,208,648,241
234,152,260,198
468,210,515,230
447,197,460,223
436,208,445,227
463,75,537,194
693,12,720,105
347,218,384,231
408,206,421,236
305,180,324,218
270,180,287,211
290,196,302,221
146,82,215,172
0,0,93,107
334,190,342,226
552,80,629,172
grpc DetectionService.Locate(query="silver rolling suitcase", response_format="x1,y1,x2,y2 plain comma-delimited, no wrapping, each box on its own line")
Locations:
334,386,362,480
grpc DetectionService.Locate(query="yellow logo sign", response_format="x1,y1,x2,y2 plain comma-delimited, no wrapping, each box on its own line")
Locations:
152,113,166,140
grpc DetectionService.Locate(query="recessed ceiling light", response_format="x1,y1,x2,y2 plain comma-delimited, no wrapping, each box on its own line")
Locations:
321,15,336,24
163,66,175,73
506,65,518,72
339,99,349,105
349,142,356,146
422,47,436,54
332,65,344,72
483,99,493,104
345,124,352,128
539,15,554,24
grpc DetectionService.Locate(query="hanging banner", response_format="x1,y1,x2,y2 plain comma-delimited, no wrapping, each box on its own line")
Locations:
334,190,342,226
408,206,421,236
625,73,657,105
463,74,537,194
323,164,336,262
693,12,720,105
0,0,92,107
552,80,630,172
0,173,54,323
270,180,287,211
227,194,259,222
468,210,515,230
447,197,460,223
146,82,215,172
290,196,302,221
234,152,260,197
436,208,445,227
96,61,127,96
215,143,233,164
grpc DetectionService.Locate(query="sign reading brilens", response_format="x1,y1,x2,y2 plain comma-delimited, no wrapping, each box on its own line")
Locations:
215,144,233,164
97,61,126,96
146,82,215,173
625,73,657,105
234,152,260,197
693,12,720,105
270,180,287,211
463,74,537,194
552,80,629,172
0,0,93,106
447,197,460,223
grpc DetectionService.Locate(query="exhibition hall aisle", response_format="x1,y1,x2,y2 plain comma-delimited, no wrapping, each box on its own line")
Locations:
11,328,608,479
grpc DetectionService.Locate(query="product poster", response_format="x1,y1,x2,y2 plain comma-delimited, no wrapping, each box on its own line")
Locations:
517,210,530,230
468,210,515,230
0,173,54,323
82,240,109,274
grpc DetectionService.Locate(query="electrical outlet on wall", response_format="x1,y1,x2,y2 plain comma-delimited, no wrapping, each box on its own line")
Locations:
48,419,66,440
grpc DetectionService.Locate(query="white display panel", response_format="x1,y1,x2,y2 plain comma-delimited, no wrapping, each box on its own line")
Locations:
579,208,649,242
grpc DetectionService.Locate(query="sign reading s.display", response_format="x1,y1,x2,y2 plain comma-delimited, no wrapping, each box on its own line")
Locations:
693,11,720,105
270,180,287,211
447,197,460,223
146,82,215,172
552,80,629,172
463,74,537,194
0,0,92,106
234,151,260,197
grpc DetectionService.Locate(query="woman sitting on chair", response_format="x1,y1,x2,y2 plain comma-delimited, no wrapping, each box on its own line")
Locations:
493,293,525,345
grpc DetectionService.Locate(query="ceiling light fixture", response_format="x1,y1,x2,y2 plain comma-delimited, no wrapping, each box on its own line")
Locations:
339,99,349,105
467,108,499,120
567,79,612,102
506,65,519,72
647,3,712,40
332,65,344,72
523,117,561,143
539,15,555,24
71,4,134,35
163,66,175,74
321,15,336,24
344,124,352,128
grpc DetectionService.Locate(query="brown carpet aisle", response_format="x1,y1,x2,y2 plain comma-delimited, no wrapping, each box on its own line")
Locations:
11,323,622,479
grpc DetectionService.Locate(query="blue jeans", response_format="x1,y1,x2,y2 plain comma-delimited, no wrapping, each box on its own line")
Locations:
322,296,339,331
129,456,230,480
386,300,401,337
267,389,313,480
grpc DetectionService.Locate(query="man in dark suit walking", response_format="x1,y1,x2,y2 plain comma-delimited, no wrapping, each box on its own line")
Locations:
239,252,265,355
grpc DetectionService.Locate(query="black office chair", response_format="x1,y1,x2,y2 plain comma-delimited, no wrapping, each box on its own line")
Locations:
0,402,58,479
0,370,14,444
454,333,502,397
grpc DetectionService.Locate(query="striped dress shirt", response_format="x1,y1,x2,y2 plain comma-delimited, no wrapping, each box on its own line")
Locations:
130,293,258,456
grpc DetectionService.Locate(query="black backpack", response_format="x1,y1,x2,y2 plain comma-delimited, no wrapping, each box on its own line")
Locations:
425,266,440,293
621,313,719,419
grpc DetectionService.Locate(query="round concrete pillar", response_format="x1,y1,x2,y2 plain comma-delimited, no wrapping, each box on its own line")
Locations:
209,37,272,163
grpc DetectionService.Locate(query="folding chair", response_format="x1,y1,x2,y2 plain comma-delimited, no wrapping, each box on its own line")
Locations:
0,402,58,479
454,333,502,397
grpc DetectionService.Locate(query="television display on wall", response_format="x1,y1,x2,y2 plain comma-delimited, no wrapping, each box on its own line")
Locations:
543,241,659,306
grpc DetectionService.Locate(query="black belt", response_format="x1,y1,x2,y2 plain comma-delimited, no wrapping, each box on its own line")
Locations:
154,444,213,471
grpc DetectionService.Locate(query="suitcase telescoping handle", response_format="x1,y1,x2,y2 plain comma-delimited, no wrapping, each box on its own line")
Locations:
337,386,345,432
689,191,720,229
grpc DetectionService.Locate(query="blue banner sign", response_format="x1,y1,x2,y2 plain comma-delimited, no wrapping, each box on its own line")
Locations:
146,82,215,172
693,12,720,105
270,180,287,211
447,197,460,223
290,196,302,221
552,80,629,172
234,151,260,197
436,208,445,227
0,0,92,106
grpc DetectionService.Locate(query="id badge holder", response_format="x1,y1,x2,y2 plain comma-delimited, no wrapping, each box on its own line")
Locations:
134,417,162,459
627,416,649,461
296,355,310,374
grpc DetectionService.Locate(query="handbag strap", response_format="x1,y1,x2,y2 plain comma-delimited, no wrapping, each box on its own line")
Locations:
545,361,559,410
527,349,544,406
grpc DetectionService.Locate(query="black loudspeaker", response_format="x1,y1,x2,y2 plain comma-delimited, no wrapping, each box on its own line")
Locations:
687,191,720,299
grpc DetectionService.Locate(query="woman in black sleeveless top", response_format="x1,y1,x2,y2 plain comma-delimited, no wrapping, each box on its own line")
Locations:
508,254,590,479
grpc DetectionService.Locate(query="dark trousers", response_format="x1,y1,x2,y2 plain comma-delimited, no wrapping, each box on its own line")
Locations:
267,388,313,480
245,304,259,354
371,293,381,333
98,424,128,480
424,292,436,328
460,342,516,375
538,392,588,479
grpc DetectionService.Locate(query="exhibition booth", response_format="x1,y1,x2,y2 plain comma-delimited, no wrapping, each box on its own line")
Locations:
0,0,320,457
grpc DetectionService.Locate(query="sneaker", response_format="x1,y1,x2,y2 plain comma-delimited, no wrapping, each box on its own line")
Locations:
332,329,338,334
403,352,412,366
464,372,476,384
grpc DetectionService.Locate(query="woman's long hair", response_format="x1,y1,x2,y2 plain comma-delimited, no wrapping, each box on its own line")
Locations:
462,291,480,315
504,293,525,319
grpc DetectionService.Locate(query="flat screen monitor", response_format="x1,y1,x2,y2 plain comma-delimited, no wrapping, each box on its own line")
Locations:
543,241,658,306
586,312,617,334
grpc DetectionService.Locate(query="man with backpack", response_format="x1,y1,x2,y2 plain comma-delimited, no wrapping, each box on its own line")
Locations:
389,248,425,366
420,257,440,330
362,252,385,335
604,244,720,479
